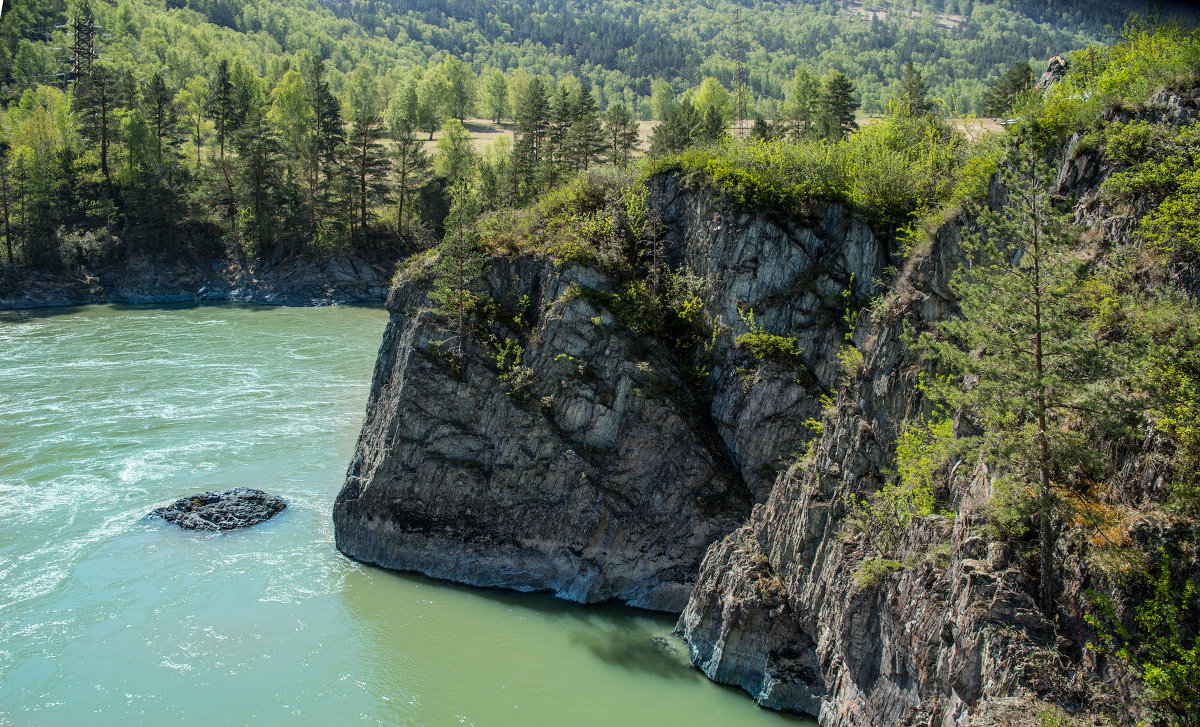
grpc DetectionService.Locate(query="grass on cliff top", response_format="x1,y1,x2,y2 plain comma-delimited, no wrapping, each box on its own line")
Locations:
647,111,1000,231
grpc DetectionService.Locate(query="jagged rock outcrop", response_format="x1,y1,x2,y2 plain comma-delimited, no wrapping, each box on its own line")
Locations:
333,179,889,611
676,94,1198,725
0,255,388,310
151,488,287,531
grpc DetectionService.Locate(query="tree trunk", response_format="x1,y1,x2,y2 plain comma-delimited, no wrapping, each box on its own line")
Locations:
1,170,12,266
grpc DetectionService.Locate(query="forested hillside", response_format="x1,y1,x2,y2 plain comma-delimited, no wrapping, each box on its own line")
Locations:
0,0,1185,274
0,0,1158,116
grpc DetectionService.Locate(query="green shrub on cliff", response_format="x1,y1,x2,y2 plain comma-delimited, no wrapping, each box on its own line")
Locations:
1087,555,1200,727
650,110,970,229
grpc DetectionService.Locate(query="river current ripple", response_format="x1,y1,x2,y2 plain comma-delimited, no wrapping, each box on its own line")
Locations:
0,303,809,727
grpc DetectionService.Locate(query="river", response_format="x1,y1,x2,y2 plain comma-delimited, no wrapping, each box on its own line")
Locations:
0,303,811,727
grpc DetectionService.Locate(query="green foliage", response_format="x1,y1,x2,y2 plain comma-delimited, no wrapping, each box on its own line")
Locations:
1087,555,1200,726
734,308,803,365
653,111,970,229
852,558,905,590
844,416,951,556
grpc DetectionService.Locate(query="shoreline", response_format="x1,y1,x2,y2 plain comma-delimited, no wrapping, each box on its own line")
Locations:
0,255,392,311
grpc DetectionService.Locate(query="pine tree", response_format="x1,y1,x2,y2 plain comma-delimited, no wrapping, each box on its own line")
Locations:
783,65,821,140
698,105,728,145
307,59,344,237
346,111,391,238
920,132,1132,617
386,102,431,234
431,181,487,364
206,59,236,159
513,77,549,199
74,63,116,184
546,85,574,184
602,103,639,169
232,106,282,252
648,99,700,157
817,70,859,141
896,62,932,117
566,88,605,172
143,72,177,163
983,62,1035,117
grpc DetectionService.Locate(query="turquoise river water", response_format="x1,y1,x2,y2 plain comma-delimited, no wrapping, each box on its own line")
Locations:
0,303,813,727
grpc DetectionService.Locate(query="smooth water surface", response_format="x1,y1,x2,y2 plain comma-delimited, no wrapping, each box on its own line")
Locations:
0,303,812,727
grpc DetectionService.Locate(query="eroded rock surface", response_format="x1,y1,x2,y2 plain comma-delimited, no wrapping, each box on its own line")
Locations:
152,488,287,531
333,177,889,611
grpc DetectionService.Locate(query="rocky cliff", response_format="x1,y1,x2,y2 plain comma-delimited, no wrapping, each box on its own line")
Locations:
336,90,1198,725
677,105,1199,725
333,176,889,611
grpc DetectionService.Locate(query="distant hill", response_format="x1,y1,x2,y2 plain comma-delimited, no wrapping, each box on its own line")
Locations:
1,0,1193,115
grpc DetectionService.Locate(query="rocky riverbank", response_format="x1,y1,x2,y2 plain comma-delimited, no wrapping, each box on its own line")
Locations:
0,255,389,310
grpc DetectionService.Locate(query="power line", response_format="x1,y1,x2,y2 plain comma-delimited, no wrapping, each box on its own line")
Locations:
732,5,747,139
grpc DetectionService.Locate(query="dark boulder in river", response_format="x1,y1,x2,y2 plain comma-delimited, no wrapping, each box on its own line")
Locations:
151,488,286,531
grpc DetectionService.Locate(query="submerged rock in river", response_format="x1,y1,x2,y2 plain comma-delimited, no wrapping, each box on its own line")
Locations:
151,487,286,531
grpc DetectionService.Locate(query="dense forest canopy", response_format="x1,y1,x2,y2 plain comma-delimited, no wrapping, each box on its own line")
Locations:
0,0,1194,273
0,0,1177,117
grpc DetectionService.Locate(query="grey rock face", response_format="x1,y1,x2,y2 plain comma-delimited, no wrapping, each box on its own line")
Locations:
334,177,890,611
675,124,1176,724
1036,56,1069,90
151,488,287,531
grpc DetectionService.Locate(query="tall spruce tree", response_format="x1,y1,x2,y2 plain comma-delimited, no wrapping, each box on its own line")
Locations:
386,99,431,234
983,62,1035,117
232,106,282,252
513,77,549,200
143,72,177,162
74,63,116,184
817,70,859,141
206,59,237,159
566,88,605,172
896,62,933,117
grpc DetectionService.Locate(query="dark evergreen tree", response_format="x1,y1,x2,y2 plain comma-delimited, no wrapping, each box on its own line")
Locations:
143,72,177,163
817,70,859,141
698,104,728,145
566,88,605,172
389,115,431,234
232,107,282,252
602,103,639,169
513,77,549,200
648,99,700,157
346,112,391,238
896,62,933,117
206,59,237,159
983,62,1035,117
74,63,117,184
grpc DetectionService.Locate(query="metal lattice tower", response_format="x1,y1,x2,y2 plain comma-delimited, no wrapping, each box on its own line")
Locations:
62,3,100,84
732,6,748,139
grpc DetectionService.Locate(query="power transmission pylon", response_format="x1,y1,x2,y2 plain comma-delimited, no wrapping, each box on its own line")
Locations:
57,2,101,86
733,6,748,139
